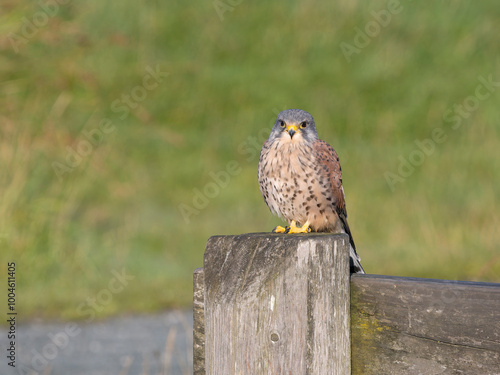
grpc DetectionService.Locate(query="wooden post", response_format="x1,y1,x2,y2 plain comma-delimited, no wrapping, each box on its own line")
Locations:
193,235,500,374
196,232,351,375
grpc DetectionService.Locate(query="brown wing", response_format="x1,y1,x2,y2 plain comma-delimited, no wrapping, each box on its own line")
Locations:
313,140,364,273
313,140,355,249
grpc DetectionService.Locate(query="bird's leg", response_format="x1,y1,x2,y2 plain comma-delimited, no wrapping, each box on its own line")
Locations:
286,220,311,234
272,225,288,233
272,220,311,234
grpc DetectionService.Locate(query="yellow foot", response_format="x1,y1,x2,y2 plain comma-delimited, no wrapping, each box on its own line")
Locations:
272,225,287,233
272,221,311,234
285,220,311,234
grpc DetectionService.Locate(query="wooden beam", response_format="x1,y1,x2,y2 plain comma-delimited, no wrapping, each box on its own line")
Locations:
351,274,500,375
202,233,351,374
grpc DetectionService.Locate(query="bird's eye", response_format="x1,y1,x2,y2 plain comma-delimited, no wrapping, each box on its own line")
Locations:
300,121,307,129
279,120,285,128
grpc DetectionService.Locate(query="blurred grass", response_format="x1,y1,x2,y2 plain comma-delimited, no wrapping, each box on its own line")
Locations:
0,0,499,320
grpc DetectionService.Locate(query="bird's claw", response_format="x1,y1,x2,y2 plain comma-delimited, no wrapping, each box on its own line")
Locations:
272,221,311,234
287,220,311,234
272,225,287,233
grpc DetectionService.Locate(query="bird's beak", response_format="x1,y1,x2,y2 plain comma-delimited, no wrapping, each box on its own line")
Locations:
286,124,298,138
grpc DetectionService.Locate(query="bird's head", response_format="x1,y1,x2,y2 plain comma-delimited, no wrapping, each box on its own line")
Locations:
269,109,319,144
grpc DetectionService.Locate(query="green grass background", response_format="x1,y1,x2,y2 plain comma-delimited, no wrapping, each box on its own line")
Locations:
0,0,499,320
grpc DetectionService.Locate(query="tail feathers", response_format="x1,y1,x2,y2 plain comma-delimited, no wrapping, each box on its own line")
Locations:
349,244,365,274
339,215,365,274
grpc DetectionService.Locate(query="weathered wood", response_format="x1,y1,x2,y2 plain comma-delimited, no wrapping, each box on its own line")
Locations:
203,233,351,375
193,268,205,375
351,274,500,375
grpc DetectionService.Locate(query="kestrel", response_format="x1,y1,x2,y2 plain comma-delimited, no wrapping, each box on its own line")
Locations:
258,109,364,274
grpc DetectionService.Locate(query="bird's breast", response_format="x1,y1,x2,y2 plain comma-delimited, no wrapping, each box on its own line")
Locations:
259,140,338,231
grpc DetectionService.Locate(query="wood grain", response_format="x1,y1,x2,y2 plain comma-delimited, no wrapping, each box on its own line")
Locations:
202,232,351,375
351,274,500,375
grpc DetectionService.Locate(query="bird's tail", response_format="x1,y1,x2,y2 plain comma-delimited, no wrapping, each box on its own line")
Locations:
349,243,365,274
340,215,365,274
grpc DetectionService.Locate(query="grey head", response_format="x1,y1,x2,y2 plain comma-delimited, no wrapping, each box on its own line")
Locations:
268,109,319,143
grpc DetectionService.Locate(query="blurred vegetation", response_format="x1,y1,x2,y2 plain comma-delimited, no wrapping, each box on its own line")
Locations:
0,0,499,321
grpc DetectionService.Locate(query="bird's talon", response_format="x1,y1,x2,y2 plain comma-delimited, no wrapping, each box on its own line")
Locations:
286,220,311,234
272,225,287,233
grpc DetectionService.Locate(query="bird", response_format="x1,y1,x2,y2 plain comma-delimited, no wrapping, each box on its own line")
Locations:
258,109,364,274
